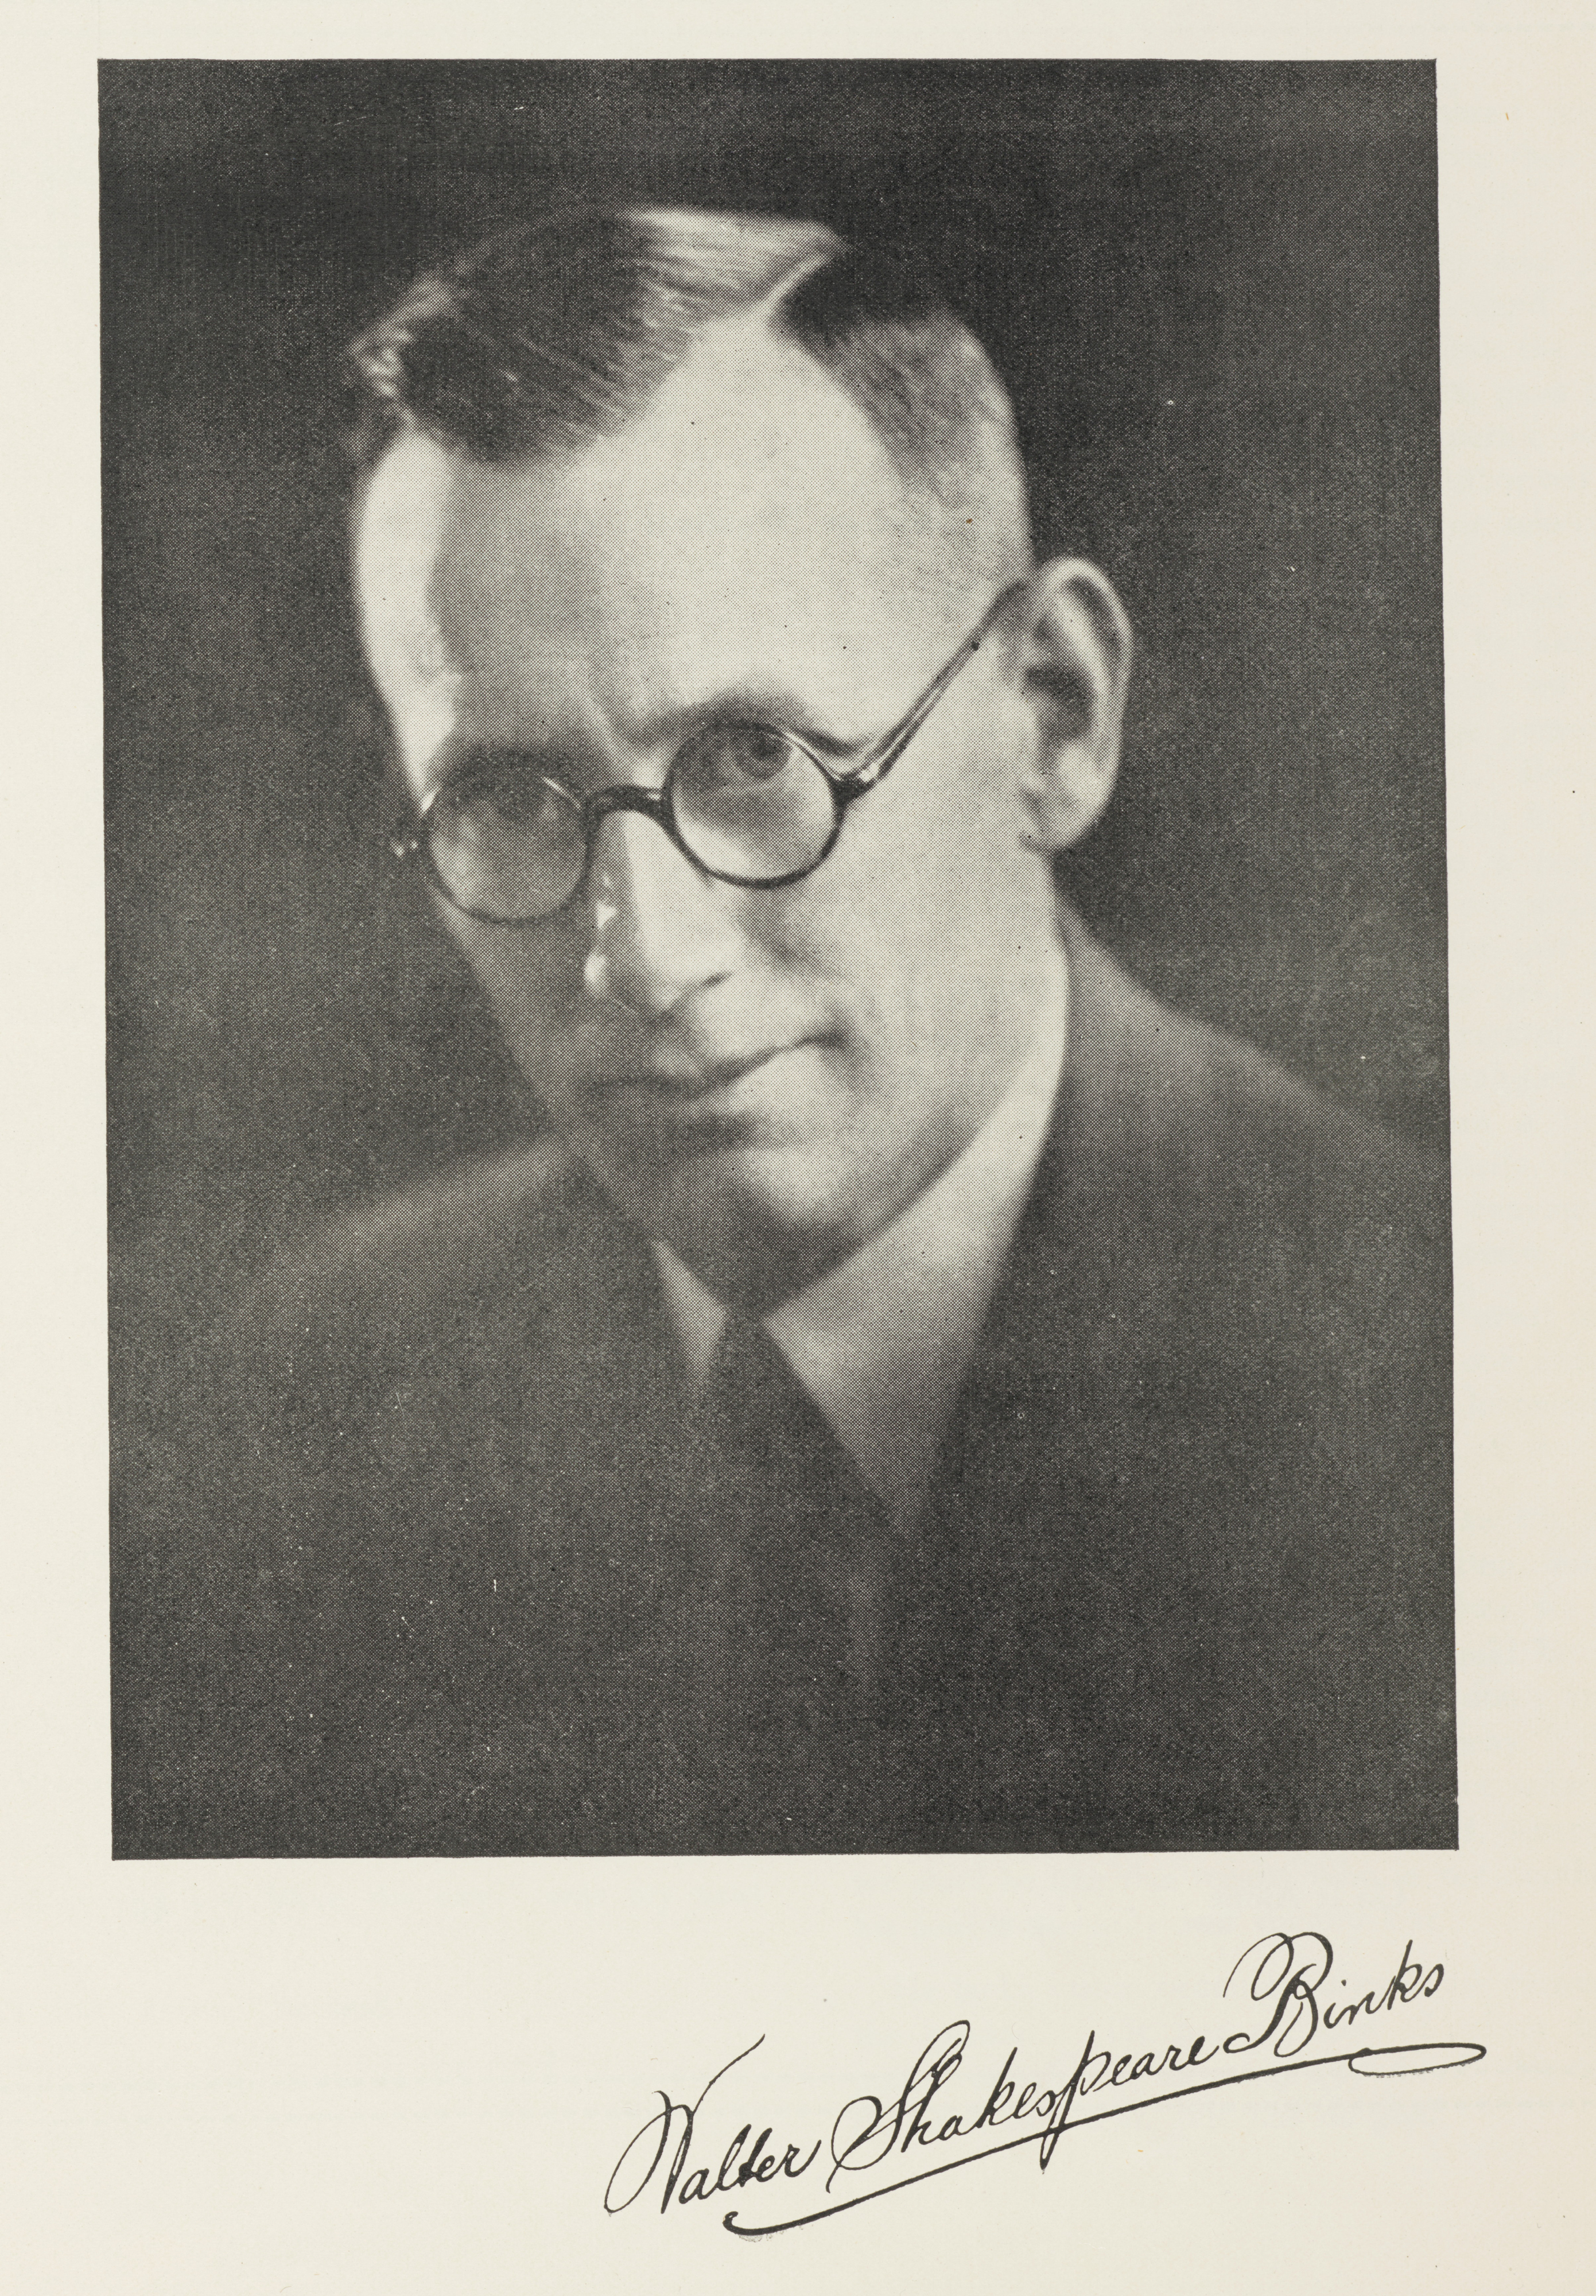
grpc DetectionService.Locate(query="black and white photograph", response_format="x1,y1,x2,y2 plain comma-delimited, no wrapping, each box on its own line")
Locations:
6,10,1591,2291
107,59,1453,1860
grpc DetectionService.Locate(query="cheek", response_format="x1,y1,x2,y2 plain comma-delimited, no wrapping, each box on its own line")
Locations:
783,756,1042,1137
824,775,1015,1025
757,874,968,1131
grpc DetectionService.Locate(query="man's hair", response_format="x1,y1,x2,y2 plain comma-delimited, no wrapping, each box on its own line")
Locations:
347,205,1030,556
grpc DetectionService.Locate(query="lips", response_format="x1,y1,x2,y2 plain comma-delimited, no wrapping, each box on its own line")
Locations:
591,1045,786,1101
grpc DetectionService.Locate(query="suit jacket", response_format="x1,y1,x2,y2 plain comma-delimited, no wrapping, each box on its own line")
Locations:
112,912,1455,1857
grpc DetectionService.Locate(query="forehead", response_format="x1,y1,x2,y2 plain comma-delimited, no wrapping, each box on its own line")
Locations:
355,316,941,739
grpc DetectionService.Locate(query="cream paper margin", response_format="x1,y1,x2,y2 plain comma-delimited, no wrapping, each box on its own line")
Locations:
5,4,1590,2289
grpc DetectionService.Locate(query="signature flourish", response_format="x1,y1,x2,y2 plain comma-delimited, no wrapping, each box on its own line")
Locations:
603,1932,1485,2237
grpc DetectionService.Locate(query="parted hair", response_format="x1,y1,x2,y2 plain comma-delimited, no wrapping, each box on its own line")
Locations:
347,205,1028,540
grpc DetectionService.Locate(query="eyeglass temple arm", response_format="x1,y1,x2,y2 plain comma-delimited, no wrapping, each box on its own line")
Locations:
844,580,1025,794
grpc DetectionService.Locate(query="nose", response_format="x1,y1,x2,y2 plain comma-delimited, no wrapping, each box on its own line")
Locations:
581,809,741,1016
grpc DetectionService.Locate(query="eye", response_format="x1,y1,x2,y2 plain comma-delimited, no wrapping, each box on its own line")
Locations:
437,757,571,832
424,756,587,922
678,723,803,792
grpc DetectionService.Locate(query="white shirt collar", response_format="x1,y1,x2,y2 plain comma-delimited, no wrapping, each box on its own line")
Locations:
654,938,1068,1528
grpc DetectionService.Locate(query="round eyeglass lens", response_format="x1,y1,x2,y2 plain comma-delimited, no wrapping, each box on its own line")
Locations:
429,772,588,921
670,724,840,882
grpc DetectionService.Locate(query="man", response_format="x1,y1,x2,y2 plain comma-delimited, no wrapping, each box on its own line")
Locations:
112,206,1454,1857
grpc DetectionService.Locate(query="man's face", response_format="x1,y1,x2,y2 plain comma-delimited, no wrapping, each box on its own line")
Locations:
355,316,1058,1307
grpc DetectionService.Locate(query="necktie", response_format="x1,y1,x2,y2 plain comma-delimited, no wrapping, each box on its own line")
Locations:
684,1315,894,1839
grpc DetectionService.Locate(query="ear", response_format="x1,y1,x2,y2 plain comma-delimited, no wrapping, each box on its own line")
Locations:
1011,559,1132,852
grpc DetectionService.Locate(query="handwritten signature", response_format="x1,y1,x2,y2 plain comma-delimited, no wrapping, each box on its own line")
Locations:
604,1932,1484,2236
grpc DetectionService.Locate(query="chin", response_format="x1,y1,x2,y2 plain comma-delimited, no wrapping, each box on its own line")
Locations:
638,1144,871,1306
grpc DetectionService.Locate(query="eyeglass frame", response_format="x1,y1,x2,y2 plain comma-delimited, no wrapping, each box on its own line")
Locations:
388,577,1027,926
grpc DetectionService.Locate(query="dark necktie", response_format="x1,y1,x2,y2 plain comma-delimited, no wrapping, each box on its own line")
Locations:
684,1314,894,1839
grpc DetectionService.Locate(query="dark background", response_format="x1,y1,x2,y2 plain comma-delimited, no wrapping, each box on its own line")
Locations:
103,60,1447,1347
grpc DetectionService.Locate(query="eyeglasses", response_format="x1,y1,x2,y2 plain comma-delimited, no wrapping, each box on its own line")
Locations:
389,581,1023,926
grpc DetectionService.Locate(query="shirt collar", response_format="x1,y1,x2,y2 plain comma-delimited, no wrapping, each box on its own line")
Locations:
653,937,1069,1527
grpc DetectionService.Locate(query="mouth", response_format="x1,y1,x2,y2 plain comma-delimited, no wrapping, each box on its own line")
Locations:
586,1044,794,1115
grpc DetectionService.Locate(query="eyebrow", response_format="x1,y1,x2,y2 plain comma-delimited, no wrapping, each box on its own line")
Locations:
428,689,866,798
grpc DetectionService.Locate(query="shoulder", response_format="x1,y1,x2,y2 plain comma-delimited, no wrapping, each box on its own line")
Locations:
240,1136,588,1355
112,1141,664,1856
1008,911,1455,1846
1054,903,1447,1279
214,1137,655,1401
1036,905,1451,1496
139,1138,651,1522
